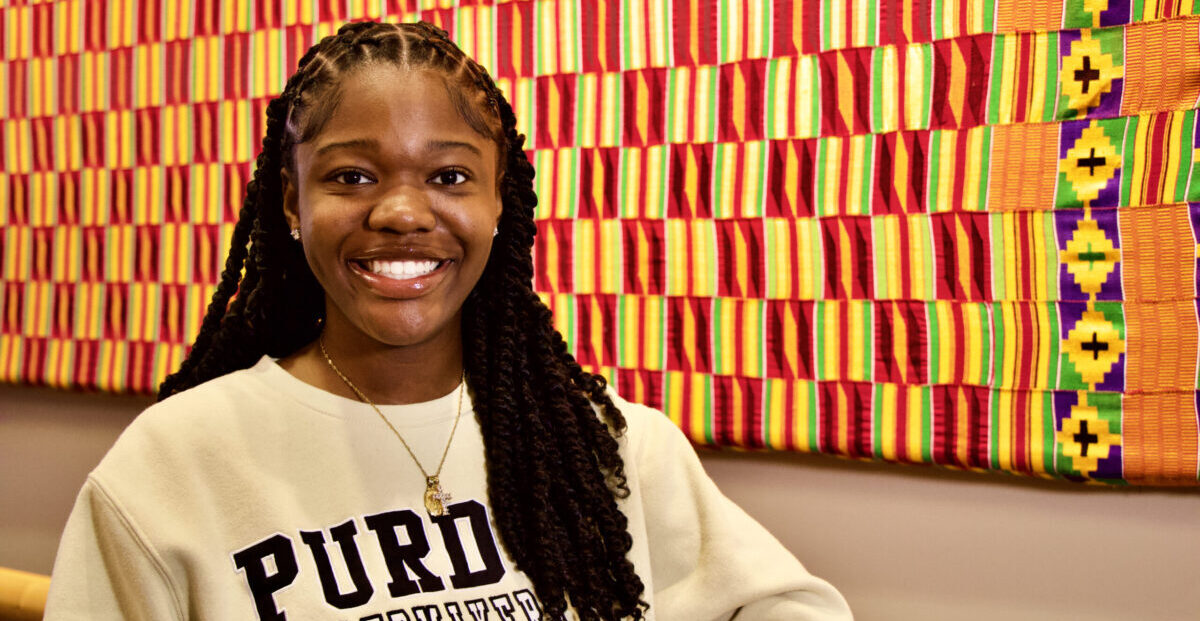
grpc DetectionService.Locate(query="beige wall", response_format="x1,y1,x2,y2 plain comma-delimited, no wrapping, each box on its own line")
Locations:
2,382,1198,620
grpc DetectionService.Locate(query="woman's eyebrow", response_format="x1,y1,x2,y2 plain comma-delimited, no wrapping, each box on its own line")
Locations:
314,138,379,157
426,139,483,157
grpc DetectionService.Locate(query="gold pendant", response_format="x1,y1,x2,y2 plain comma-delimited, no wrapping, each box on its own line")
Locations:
424,476,451,517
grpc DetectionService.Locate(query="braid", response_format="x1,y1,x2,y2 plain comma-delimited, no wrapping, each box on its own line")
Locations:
159,21,647,619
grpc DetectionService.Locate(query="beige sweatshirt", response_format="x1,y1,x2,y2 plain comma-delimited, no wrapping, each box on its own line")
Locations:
45,356,851,620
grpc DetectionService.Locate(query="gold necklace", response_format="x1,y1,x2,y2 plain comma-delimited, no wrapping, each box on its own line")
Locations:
319,337,464,517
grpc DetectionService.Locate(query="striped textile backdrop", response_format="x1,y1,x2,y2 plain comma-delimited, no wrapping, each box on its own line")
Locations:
2,0,1199,485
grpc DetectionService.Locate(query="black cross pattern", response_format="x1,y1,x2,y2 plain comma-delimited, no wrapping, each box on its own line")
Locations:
1074,419,1101,458
1078,148,1107,176
1080,331,1109,361
1075,55,1101,94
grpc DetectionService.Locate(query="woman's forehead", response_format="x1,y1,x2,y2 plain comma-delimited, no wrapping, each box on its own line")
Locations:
302,66,496,160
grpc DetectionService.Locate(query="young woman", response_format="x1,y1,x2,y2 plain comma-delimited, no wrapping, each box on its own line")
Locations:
45,21,851,621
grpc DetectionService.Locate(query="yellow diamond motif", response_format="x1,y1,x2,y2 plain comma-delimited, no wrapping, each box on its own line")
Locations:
1061,32,1123,115
1062,217,1119,294
1056,400,1121,476
1063,120,1120,204
1065,310,1125,386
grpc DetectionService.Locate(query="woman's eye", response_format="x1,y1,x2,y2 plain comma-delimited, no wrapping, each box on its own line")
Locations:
333,171,373,185
432,170,469,186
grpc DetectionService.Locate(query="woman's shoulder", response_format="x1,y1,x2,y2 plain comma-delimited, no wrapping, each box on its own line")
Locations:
92,358,283,475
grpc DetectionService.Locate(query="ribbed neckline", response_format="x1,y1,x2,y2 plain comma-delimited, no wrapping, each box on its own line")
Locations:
246,355,471,427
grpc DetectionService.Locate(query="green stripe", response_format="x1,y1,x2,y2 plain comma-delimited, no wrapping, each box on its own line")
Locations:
986,35,1007,126
926,302,940,381
927,131,943,210
992,304,1006,387
871,48,888,132
920,386,933,462
1174,110,1196,202
1042,32,1060,122
872,219,888,298
990,215,1007,300
1041,390,1057,475
1119,115,1139,207
873,383,886,458
765,59,780,139
815,139,831,216
806,381,820,451
976,125,993,211
816,302,828,380
978,303,992,386
861,301,874,382
857,138,875,215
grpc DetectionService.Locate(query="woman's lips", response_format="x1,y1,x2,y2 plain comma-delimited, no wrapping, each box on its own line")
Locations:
349,258,452,299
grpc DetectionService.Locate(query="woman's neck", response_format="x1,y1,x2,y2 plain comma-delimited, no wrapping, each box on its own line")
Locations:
279,325,464,406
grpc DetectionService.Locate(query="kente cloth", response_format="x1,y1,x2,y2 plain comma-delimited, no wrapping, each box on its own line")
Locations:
1,0,1199,485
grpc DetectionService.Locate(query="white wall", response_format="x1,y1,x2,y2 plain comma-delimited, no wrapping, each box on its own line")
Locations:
2,382,1198,620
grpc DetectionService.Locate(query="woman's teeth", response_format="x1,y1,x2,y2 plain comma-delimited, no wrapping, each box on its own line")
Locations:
364,259,441,279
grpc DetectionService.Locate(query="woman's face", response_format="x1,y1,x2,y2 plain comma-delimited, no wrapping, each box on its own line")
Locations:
282,64,501,352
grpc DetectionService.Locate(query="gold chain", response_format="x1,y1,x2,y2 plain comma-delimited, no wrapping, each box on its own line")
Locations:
319,337,464,516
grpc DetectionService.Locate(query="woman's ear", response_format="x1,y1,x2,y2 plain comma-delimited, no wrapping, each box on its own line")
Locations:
281,167,300,231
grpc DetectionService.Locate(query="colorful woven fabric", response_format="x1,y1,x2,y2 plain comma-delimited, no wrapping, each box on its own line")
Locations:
3,0,1200,485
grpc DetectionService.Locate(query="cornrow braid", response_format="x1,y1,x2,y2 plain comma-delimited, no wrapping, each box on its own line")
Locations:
159,21,647,620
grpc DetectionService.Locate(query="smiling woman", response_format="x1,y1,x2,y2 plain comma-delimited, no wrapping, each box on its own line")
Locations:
42,21,851,621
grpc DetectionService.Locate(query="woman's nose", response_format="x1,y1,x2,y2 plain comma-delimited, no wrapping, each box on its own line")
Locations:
367,183,437,233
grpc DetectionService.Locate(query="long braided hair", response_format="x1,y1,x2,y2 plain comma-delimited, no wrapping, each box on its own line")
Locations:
158,21,647,620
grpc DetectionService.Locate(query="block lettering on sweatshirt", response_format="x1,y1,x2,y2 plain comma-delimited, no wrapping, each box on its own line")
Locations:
364,509,447,596
300,519,375,609
232,533,300,621
431,500,506,589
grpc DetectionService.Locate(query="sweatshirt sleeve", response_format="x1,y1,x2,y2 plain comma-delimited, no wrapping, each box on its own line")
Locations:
626,400,852,621
43,476,184,621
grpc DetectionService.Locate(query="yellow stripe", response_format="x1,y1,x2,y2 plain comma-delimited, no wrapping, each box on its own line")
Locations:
880,46,898,133
666,372,685,428
836,383,850,453
1164,111,1187,201
955,387,970,466
796,380,813,450
766,379,786,447
797,56,818,138
1000,302,1017,389
768,219,792,298
904,45,928,129
718,298,735,375
1030,391,1045,474
886,216,902,298
997,37,1017,123
881,382,898,460
646,145,665,218
600,219,620,293
784,300,799,375
997,389,1013,471
665,219,686,296
692,219,716,296
644,296,663,369
624,148,642,218
799,219,819,299
963,126,985,211
906,386,924,460
555,148,573,218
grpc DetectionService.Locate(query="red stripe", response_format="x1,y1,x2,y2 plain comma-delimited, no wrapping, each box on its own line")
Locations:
1013,389,1029,472
1142,113,1170,205
1014,34,1032,123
